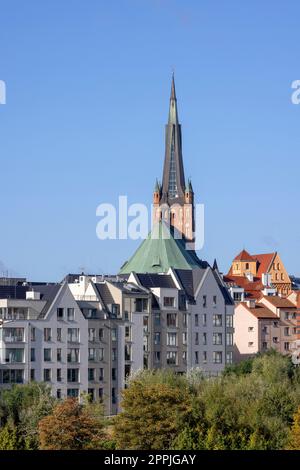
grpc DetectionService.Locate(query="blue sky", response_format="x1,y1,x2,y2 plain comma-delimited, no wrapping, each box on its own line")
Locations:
0,0,299,281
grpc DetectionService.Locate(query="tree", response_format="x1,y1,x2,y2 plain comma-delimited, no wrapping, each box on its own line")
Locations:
38,398,106,450
286,407,300,449
113,370,193,450
0,423,22,450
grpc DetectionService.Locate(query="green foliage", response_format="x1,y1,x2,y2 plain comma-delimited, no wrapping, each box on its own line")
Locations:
286,406,300,449
0,422,22,450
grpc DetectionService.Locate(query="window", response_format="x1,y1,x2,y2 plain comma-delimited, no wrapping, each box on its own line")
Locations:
88,389,94,401
167,332,177,346
67,328,80,343
88,368,95,381
166,351,177,365
273,321,279,328
182,332,187,345
213,351,222,364
167,313,177,327
262,341,267,349
195,351,199,364
89,348,96,361
233,292,242,301
44,328,51,342
195,314,199,327
273,337,279,343
5,349,24,363
87,309,97,319
281,273,285,281
67,348,79,363
67,389,79,398
164,297,175,308
125,326,131,340
226,352,233,364
31,327,35,342
2,370,24,384
31,348,35,362
124,310,129,321
99,388,103,400
195,332,199,345
154,332,161,345
202,314,207,327
213,314,222,327
99,368,104,381
203,332,207,345
57,348,62,362
67,369,79,383
112,368,116,381
179,293,186,310
99,328,104,341
203,295,207,307
57,369,62,382
43,369,51,382
262,326,268,334
67,308,75,321
112,348,117,361
44,348,51,362
285,312,289,320
135,298,148,312
213,333,222,345
213,295,217,306
30,369,35,381
88,328,96,342
99,348,104,361
248,342,254,347
57,308,64,320
57,389,61,399
183,313,187,327
245,263,249,270
112,388,116,404
154,351,161,363
111,328,117,341
182,351,187,362
284,342,290,351
57,328,62,342
226,333,233,346
3,327,24,342
226,315,233,328
284,327,290,336
203,351,207,363
248,326,254,332
154,313,161,326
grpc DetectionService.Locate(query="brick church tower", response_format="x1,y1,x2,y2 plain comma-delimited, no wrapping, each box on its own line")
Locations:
153,75,195,247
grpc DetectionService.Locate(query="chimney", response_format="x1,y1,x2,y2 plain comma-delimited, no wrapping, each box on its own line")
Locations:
26,291,41,300
246,299,256,309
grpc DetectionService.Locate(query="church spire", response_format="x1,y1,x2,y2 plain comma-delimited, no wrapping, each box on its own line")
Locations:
161,74,186,203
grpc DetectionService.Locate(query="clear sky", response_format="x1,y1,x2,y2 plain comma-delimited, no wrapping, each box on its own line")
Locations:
0,0,299,281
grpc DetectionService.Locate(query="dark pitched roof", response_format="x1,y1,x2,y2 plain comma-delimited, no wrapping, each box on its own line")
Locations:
136,273,176,289
94,283,114,308
0,285,29,299
175,268,206,301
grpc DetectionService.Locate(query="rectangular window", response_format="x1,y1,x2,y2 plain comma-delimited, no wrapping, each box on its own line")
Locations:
67,328,80,343
182,351,187,362
248,326,254,332
99,368,104,381
31,327,35,342
203,295,207,307
284,342,290,351
44,348,51,362
99,328,104,341
273,337,279,343
135,298,148,312
226,315,233,328
88,348,96,361
183,313,187,327
99,348,104,361
57,328,62,342
195,351,199,364
226,333,233,346
213,333,222,345
57,369,62,382
167,332,177,346
88,328,96,342
213,295,217,306
57,389,61,399
154,313,161,326
67,348,80,363
164,297,175,308
43,369,51,382
5,349,24,363
125,326,131,340
57,308,64,320
112,368,116,381
57,348,62,362
284,312,289,320
44,328,51,342
67,308,75,321
67,369,79,383
112,348,117,361
31,348,35,362
154,332,161,345
154,351,161,363
284,327,290,336
88,389,94,401
195,314,199,327
88,368,95,381
111,328,117,341
3,327,24,342
202,314,207,327
67,389,79,398
30,369,35,381
226,351,233,364
166,351,177,365
195,332,199,345
203,351,207,363
262,342,267,349
112,387,116,404
2,370,24,384
99,388,103,400
203,332,207,345
213,314,222,327
167,313,177,328
182,332,187,345
213,351,222,364
248,342,254,347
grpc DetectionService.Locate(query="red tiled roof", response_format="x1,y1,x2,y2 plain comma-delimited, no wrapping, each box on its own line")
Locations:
260,295,296,309
253,253,275,277
241,303,278,319
233,249,256,262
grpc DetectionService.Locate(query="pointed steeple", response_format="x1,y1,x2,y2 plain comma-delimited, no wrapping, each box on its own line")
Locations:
213,259,219,271
161,74,186,202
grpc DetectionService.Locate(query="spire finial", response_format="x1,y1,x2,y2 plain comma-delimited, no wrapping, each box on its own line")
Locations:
170,70,176,101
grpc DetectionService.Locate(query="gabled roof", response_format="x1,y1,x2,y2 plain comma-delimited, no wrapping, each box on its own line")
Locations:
260,295,297,309
241,303,278,319
253,253,275,277
119,221,207,274
233,249,256,261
